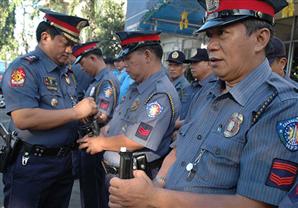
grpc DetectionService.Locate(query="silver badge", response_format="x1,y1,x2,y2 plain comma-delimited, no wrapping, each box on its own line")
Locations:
224,113,244,138
206,0,220,13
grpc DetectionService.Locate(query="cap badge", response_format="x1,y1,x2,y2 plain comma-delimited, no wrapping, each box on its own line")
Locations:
224,112,244,137
76,20,89,31
130,98,140,111
277,117,298,152
171,51,179,59
206,0,220,13
51,98,59,107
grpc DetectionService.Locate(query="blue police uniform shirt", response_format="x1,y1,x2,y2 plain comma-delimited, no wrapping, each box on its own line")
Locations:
172,74,191,119
279,178,298,208
165,60,298,206
85,68,119,118
2,46,78,147
72,64,93,100
103,70,181,167
180,74,217,120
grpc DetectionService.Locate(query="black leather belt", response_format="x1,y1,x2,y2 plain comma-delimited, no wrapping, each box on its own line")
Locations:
21,141,76,157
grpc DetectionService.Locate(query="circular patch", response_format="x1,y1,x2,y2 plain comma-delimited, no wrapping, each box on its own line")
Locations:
146,101,163,118
171,51,179,59
104,86,113,98
277,117,298,151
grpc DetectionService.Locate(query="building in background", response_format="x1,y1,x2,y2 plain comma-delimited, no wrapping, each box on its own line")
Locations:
125,0,205,62
275,0,298,82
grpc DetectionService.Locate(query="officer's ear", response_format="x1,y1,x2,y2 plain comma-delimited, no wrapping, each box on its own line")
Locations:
254,28,271,53
40,31,50,42
143,49,153,64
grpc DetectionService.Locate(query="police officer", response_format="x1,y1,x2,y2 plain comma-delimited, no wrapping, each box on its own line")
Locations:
109,1,298,207
78,31,181,207
1,9,98,208
72,41,120,208
167,50,191,119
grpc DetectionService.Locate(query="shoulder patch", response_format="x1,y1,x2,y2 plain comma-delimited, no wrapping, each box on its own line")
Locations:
146,101,163,118
266,158,298,191
277,117,298,152
22,55,39,64
10,67,26,87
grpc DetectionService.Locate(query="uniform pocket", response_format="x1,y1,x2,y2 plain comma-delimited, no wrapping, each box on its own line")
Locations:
194,132,245,188
40,91,63,109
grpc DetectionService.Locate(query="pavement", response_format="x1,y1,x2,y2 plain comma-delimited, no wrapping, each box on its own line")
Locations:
0,107,81,207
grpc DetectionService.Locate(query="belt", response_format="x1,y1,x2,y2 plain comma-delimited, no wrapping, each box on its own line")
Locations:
21,141,76,157
101,160,119,175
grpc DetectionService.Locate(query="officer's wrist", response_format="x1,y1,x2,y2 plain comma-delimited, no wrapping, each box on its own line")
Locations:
153,175,166,188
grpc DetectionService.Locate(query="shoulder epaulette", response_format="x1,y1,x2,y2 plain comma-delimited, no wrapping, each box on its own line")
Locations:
22,55,39,64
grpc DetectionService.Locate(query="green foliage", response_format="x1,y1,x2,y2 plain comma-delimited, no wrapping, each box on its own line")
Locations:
82,0,125,58
0,0,19,61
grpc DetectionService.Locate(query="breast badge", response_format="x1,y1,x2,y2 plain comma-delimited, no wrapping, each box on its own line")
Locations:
224,112,244,137
146,101,163,118
277,117,298,151
44,76,58,91
10,67,26,87
130,98,140,111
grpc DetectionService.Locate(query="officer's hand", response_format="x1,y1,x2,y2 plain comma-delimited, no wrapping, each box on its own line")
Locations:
95,111,108,123
109,170,156,208
73,97,98,120
77,135,104,154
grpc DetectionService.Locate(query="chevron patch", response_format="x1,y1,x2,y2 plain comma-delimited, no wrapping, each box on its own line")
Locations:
266,158,298,191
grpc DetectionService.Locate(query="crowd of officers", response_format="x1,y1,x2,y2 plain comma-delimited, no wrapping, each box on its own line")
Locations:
1,0,298,207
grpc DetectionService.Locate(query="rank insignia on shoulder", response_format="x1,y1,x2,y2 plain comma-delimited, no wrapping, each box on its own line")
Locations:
146,101,163,118
22,55,39,64
135,122,153,141
277,117,298,152
10,67,26,87
223,112,243,137
103,86,113,98
288,184,298,203
266,158,298,191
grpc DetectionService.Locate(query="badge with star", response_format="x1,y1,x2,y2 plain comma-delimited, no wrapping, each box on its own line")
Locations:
277,117,298,151
103,86,113,98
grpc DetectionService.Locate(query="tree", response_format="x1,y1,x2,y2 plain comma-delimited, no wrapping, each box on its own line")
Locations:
0,0,19,61
80,0,125,58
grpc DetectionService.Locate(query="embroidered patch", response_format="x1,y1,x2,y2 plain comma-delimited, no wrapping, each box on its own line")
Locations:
135,122,153,141
277,117,298,151
266,158,298,191
146,101,163,118
44,76,58,91
103,86,113,98
206,0,219,12
99,100,109,110
224,112,244,138
289,184,298,203
10,67,26,87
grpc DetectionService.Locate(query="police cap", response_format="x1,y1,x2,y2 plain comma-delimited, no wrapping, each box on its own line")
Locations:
116,31,161,59
185,48,209,63
266,36,287,64
196,0,288,33
40,8,89,43
167,50,185,64
72,41,102,64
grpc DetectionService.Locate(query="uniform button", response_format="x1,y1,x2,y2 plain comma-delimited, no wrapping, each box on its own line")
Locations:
181,161,186,167
196,135,202,140
215,148,221,155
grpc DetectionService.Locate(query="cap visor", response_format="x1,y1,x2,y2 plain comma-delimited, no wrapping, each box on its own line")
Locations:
195,16,250,34
74,56,82,64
